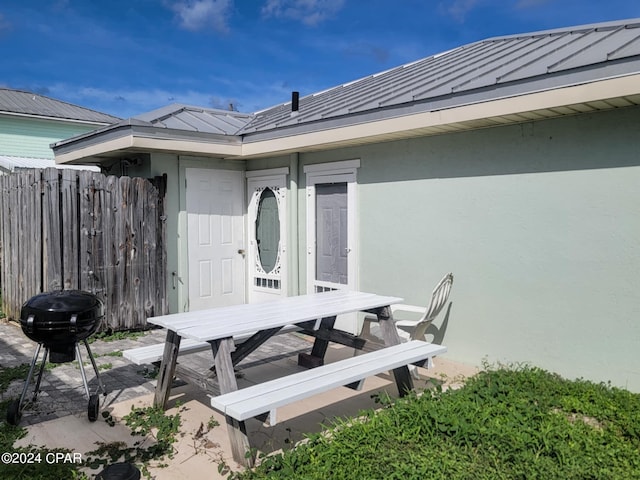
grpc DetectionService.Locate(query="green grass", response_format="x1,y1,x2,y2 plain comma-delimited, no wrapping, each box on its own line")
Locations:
232,366,640,480
2,355,639,480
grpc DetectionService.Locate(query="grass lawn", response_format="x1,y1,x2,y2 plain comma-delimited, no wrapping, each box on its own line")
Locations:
231,366,640,480
1,356,639,479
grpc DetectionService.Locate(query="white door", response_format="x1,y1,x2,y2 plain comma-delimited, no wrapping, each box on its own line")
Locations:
247,171,288,303
186,168,245,310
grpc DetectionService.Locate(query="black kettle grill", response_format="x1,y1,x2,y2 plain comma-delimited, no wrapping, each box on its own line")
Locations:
6,290,107,426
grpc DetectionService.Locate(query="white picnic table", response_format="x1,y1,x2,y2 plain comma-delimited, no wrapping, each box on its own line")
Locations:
148,290,425,466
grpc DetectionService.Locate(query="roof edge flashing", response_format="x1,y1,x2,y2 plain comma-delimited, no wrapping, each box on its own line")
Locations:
239,73,640,157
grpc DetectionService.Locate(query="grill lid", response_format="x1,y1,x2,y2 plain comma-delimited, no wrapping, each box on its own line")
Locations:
19,290,104,357
21,290,104,323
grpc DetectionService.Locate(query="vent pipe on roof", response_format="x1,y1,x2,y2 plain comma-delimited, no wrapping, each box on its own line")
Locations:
291,91,299,112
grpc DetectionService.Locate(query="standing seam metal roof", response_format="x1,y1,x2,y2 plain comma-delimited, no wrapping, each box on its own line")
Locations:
132,104,254,135
0,88,121,124
238,19,640,134
51,17,640,156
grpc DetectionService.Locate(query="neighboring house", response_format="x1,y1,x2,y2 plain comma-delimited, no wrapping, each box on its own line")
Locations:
53,19,640,391
0,88,119,173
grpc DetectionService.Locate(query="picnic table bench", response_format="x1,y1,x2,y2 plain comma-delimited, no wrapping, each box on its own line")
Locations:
211,340,446,425
140,290,444,467
123,325,302,365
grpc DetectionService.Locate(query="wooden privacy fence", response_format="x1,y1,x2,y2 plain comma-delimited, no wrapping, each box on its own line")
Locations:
0,168,167,330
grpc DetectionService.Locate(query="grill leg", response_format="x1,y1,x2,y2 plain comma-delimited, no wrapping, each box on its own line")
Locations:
82,339,106,396
18,343,43,409
75,344,91,400
31,347,49,402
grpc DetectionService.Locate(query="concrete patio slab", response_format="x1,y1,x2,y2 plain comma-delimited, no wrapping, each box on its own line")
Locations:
2,321,478,478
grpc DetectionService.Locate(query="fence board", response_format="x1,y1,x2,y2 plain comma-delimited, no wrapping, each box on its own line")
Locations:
0,169,166,330
61,169,79,290
42,168,62,290
116,176,131,328
8,174,19,319
0,175,8,310
28,170,42,300
130,177,144,328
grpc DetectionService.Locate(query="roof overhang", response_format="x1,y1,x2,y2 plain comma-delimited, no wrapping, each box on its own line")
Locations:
54,73,640,165
54,121,243,164
238,73,640,158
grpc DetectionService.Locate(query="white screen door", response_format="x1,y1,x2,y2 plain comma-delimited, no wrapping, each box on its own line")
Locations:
247,170,288,303
186,168,245,310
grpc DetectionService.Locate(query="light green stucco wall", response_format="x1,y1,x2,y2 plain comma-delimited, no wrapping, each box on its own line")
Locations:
133,105,639,391
0,116,97,158
291,106,640,391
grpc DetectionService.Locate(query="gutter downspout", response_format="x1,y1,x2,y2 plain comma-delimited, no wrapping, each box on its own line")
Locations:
289,152,300,296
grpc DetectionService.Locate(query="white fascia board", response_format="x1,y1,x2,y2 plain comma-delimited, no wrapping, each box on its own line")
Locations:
240,74,640,157
56,133,243,164
55,136,135,164
131,136,242,157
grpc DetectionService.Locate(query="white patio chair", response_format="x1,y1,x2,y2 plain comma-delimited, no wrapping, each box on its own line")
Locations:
360,272,454,379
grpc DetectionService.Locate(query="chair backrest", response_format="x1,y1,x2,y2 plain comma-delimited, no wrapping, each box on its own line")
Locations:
421,273,454,324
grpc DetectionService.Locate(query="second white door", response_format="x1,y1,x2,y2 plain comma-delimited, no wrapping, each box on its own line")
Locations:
186,168,245,310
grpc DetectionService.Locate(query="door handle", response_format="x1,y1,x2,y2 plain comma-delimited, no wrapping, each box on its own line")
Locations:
238,249,246,258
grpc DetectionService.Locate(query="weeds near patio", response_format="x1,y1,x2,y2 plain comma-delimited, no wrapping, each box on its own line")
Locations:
89,329,147,343
0,362,184,480
84,404,184,479
231,365,640,480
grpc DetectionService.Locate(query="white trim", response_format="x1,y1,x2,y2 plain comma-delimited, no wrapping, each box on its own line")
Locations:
246,167,289,178
303,159,360,174
305,161,359,297
55,75,640,165
239,74,640,158
247,170,288,303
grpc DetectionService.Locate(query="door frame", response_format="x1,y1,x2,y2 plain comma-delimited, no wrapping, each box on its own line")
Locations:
246,168,289,303
304,159,360,293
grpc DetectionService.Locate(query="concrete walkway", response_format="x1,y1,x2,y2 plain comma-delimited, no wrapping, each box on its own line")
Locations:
1,320,478,479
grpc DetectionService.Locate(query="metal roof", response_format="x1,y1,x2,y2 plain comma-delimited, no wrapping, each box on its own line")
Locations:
133,103,253,135
0,88,121,124
239,18,640,135
0,155,100,172
52,18,640,163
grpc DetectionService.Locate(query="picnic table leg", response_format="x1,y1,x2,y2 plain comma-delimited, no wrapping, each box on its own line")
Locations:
153,330,181,409
213,338,254,468
298,316,336,368
376,306,414,396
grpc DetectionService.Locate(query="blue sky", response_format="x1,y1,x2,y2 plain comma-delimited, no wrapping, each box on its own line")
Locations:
1,0,639,119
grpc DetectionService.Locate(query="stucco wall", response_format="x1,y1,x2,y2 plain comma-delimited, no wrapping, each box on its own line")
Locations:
295,106,640,391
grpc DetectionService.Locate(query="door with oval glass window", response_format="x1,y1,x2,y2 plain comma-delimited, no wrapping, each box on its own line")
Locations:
247,172,288,303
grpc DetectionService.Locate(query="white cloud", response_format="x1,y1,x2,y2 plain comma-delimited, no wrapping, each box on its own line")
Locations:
45,83,220,118
167,0,233,33
262,0,345,26
441,0,478,22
